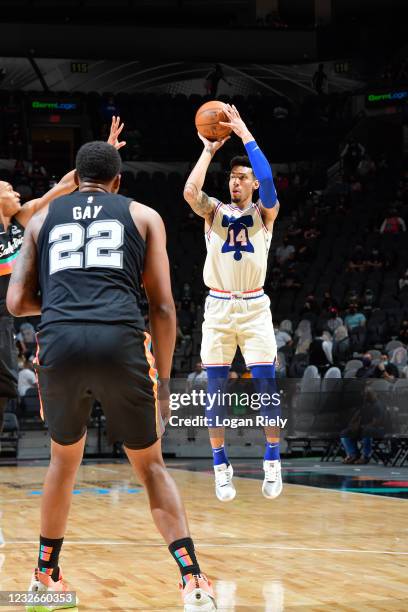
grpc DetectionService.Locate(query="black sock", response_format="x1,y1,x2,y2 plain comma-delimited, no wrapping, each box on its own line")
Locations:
37,536,64,581
168,537,201,587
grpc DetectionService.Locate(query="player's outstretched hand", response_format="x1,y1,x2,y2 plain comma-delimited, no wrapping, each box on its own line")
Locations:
219,104,251,140
107,115,126,150
198,131,230,155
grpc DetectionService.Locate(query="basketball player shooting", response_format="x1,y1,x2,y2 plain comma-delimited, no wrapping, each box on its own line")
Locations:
7,141,216,611
184,104,282,502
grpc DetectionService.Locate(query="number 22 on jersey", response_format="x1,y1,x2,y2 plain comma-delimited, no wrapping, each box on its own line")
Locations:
49,220,124,274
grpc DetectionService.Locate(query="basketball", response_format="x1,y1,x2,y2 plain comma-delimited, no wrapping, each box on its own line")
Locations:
195,100,232,141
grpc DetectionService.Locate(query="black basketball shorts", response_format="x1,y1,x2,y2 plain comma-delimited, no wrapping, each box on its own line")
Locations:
0,316,18,399
35,323,164,449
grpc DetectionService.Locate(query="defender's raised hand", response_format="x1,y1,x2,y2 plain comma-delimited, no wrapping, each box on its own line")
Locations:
107,115,126,150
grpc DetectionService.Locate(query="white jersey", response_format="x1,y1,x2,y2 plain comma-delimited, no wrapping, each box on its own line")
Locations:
203,201,272,292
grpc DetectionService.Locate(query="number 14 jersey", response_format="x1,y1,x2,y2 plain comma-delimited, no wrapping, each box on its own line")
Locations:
37,192,145,330
203,201,272,292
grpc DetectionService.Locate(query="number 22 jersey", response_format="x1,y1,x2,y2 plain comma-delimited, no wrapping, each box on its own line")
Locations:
203,201,272,292
37,192,145,330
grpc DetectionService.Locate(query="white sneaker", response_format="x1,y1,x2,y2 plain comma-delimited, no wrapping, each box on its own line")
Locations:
26,568,78,611
262,460,283,499
214,463,236,502
181,574,217,611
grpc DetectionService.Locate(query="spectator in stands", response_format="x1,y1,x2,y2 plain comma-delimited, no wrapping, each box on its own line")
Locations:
13,158,28,181
176,301,193,336
186,362,208,393
309,331,333,373
365,247,384,270
347,244,366,273
321,291,339,312
274,326,293,351
312,63,328,95
204,64,231,97
379,209,406,233
28,160,47,180
341,138,365,175
286,212,303,242
332,325,350,364
341,388,385,464
399,269,408,291
303,220,321,242
355,353,375,379
175,319,185,349
357,154,376,182
398,320,408,346
326,307,343,333
361,289,376,316
18,353,36,397
344,303,366,331
281,262,302,290
269,267,282,292
275,236,295,264
374,353,399,382
300,294,320,317
273,100,289,121
16,322,37,355
297,240,313,263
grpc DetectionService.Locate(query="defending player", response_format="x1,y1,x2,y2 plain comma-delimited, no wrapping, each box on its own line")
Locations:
183,104,282,502
7,141,216,612
0,117,125,443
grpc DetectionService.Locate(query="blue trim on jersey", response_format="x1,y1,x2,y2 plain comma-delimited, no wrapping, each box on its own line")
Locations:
209,294,264,301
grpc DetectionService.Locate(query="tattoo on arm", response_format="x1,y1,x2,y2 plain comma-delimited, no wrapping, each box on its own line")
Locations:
184,183,214,217
9,231,39,294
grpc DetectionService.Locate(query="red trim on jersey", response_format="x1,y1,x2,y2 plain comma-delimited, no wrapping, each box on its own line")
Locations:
202,362,231,367
210,287,263,294
247,361,275,365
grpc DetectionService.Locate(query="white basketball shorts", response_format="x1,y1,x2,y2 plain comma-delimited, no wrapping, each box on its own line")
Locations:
200,290,277,368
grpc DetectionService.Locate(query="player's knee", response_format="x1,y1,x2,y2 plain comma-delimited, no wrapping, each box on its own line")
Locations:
135,459,166,484
49,453,81,475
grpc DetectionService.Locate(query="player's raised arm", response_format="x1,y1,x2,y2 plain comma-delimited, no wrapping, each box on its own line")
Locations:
183,133,229,224
6,214,42,316
220,104,280,224
14,116,126,228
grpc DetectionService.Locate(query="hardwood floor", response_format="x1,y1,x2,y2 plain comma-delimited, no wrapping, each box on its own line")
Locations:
0,462,407,610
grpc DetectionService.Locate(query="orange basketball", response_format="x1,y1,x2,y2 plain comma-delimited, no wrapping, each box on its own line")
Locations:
195,100,232,142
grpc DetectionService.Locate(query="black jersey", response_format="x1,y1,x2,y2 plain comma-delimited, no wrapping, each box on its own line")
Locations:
0,218,25,316
37,192,146,330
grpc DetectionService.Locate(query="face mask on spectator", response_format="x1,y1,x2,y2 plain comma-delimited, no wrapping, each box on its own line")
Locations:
362,357,371,367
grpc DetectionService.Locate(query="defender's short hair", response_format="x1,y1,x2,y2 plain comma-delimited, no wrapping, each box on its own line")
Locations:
230,155,254,175
76,141,121,182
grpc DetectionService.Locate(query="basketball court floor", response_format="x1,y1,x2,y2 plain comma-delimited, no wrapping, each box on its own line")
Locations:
1,458,408,611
